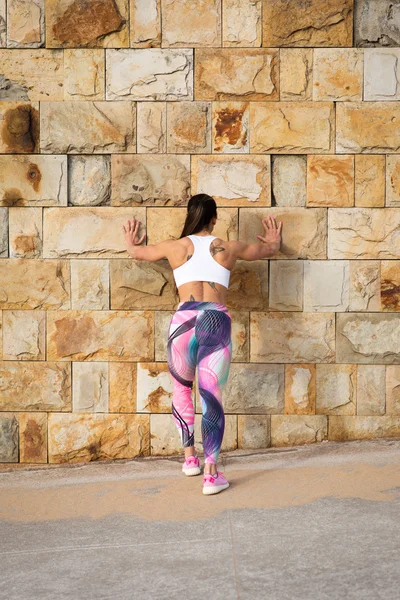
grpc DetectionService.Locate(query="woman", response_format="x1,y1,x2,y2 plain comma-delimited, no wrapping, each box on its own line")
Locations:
122,194,282,495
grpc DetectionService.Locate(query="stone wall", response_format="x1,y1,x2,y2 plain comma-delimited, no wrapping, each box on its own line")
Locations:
0,0,400,464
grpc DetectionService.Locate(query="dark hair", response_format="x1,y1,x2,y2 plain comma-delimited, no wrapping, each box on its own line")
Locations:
179,194,217,238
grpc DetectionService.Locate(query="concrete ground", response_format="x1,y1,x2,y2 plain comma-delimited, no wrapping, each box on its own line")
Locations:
1,439,400,600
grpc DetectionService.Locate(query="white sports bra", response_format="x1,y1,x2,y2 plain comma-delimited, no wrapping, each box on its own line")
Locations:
173,235,231,289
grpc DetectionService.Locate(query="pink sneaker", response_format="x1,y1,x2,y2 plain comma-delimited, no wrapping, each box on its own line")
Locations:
182,455,201,476
202,471,230,495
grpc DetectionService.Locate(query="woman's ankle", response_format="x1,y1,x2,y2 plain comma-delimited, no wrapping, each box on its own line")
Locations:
184,446,197,458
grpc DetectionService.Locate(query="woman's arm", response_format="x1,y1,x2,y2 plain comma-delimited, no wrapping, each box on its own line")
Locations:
232,216,282,261
122,217,172,261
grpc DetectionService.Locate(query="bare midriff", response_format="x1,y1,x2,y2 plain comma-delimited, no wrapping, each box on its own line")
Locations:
177,281,228,305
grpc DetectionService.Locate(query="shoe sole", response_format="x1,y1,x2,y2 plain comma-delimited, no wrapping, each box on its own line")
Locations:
182,467,201,476
202,482,230,495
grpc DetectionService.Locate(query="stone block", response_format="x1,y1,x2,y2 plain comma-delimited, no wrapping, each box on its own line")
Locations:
386,155,400,207
0,361,71,411
262,0,353,47
68,155,110,207
0,49,63,101
71,259,109,310
222,0,261,47
161,0,221,47
194,414,237,453
212,102,249,153
136,362,173,413
250,312,335,363
304,260,350,312
46,0,129,48
0,413,18,462
64,49,104,101
0,206,8,256
155,311,174,362
9,206,42,257
238,415,270,449
316,364,357,415
250,102,334,154
7,0,45,48
72,362,108,412
2,310,45,360
271,415,328,447
328,416,400,441
386,366,400,415
111,155,190,206
19,412,47,463
269,260,303,311
239,207,327,260
355,155,385,207
357,365,386,415
328,208,400,259
0,155,67,206
110,259,178,310
223,363,284,414
313,49,363,101
336,313,400,364
364,48,400,101
337,102,400,153
354,0,400,47
48,413,150,463
307,155,354,207
279,49,313,102
381,260,400,312
272,156,307,207
195,48,278,101
43,207,146,258
166,102,211,154
0,0,6,47
106,48,193,101
40,101,136,154
0,259,70,309
226,260,268,311
150,414,181,455
0,101,39,153
349,260,381,311
192,155,270,206
130,0,161,47
284,364,316,415
109,363,136,413
47,310,154,362
137,103,166,154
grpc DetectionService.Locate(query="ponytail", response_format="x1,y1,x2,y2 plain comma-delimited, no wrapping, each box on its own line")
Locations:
179,194,217,238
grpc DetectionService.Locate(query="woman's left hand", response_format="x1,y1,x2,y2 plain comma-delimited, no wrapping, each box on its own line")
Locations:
122,217,146,248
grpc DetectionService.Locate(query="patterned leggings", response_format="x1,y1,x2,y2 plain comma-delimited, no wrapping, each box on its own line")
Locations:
167,301,232,464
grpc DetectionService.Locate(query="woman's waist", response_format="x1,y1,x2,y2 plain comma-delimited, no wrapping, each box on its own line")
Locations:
177,300,230,313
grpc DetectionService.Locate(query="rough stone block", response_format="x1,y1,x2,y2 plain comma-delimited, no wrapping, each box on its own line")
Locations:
223,364,284,414
64,49,104,101
349,260,381,311
130,0,161,47
355,155,385,207
357,365,386,415
3,310,45,361
272,156,307,207
238,415,270,449
0,49,63,101
251,312,335,363
239,207,327,260
71,259,110,310
7,0,45,48
262,0,353,47
226,260,268,311
111,155,190,206
0,414,18,463
150,413,181,455
9,206,42,258
386,155,400,207
222,0,261,47
47,310,154,362
136,362,173,413
154,311,174,362
0,0,6,47
250,102,334,154
161,0,221,47
271,415,328,447
72,362,108,413
0,206,8,256
109,363,136,413
137,103,166,154
0,259,70,309
269,260,303,311
337,102,400,153
307,155,354,207
336,313,400,364
195,48,278,101
19,412,47,463
166,102,211,154
68,156,111,206
192,155,270,206
354,0,400,47
381,260,400,312
48,413,149,463
328,208,400,259
316,364,357,415
364,48,400,101
284,364,316,415
0,361,71,411
329,416,400,441
46,0,129,48
0,155,67,207
212,102,249,153
110,259,178,310
279,49,313,102
304,260,350,312
40,101,136,154
106,48,193,101
0,102,39,153
313,49,363,101
43,207,146,258
386,366,400,415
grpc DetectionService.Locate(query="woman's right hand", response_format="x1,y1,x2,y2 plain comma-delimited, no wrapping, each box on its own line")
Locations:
257,216,282,248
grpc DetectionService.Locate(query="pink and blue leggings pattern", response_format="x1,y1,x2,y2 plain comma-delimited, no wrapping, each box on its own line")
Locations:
167,301,232,464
